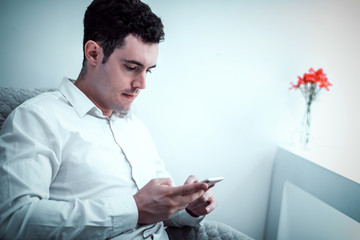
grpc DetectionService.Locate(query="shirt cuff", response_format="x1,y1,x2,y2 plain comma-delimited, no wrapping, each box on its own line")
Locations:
182,209,205,226
163,209,204,227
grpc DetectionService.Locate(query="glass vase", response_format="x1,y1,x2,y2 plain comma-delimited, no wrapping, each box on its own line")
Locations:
301,102,312,147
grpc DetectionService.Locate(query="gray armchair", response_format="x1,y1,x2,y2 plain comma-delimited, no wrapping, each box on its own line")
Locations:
0,87,253,240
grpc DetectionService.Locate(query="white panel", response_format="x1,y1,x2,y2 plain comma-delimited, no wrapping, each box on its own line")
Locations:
278,181,360,240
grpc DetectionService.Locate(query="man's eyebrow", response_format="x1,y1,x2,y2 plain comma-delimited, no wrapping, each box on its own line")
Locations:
123,60,156,69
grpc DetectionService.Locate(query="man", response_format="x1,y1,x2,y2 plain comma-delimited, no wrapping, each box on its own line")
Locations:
0,0,217,239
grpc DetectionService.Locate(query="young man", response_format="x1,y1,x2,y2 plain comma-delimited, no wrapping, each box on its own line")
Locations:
0,0,217,239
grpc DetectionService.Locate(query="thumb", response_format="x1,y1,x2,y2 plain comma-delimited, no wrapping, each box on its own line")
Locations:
184,175,199,185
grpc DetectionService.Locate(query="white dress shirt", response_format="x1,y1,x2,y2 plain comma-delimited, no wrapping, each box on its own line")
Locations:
0,78,202,240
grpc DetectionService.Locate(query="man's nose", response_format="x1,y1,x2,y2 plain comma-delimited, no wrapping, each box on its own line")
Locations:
132,72,146,90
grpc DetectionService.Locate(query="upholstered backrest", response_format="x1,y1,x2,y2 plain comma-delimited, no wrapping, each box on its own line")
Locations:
0,88,55,130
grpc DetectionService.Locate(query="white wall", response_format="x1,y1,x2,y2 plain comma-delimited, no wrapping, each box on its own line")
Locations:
1,0,360,239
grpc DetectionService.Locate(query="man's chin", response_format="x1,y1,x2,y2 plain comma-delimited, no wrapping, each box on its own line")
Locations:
112,101,132,117
116,107,130,118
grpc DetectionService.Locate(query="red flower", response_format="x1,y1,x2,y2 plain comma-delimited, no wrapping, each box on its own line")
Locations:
290,68,332,106
290,68,332,91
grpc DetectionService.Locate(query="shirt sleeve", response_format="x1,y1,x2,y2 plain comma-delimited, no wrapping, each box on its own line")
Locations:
0,105,137,240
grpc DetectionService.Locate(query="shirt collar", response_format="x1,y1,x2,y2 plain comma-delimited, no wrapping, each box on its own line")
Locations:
59,78,99,118
58,77,133,120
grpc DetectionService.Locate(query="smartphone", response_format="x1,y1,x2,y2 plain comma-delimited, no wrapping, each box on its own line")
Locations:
201,177,224,185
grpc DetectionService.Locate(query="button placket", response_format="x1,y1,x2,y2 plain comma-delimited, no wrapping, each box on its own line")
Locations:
108,119,140,190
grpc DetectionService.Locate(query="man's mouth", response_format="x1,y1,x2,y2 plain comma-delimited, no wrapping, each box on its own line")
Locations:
122,88,140,100
122,92,137,100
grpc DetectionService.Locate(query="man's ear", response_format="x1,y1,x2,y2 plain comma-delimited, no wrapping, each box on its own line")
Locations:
84,40,102,66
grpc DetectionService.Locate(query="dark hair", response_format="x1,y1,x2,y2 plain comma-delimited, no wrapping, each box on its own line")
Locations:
82,0,164,66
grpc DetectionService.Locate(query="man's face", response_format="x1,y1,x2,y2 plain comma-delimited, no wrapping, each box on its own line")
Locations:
90,34,159,117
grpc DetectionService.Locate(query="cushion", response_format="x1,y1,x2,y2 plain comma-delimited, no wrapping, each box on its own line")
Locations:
0,87,56,129
166,220,253,240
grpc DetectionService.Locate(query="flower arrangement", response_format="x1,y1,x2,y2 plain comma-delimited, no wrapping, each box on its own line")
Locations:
290,68,332,145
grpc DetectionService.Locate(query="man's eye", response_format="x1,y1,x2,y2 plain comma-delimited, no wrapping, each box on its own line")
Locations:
125,65,136,71
146,69,152,74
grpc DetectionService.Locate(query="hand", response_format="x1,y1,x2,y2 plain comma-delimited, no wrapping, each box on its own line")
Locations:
185,175,218,217
133,178,208,224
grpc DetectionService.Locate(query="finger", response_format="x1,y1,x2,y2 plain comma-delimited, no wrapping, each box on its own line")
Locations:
180,185,210,204
205,197,218,214
171,182,207,196
184,175,199,185
188,190,213,209
187,198,213,217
